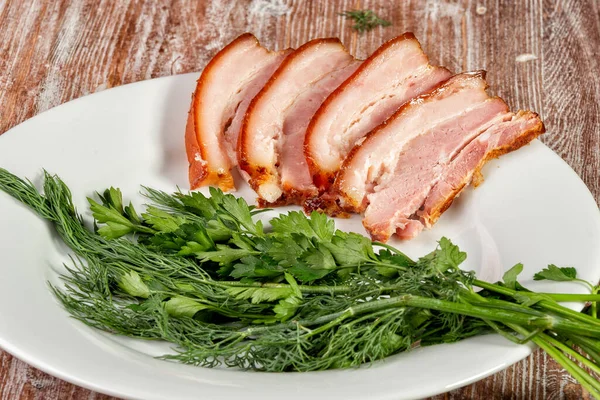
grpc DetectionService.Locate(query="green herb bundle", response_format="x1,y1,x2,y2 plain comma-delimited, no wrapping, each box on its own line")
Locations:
1,168,599,397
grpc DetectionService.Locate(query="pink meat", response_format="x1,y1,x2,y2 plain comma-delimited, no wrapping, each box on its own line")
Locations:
304,32,452,192
418,111,545,227
280,61,360,199
239,38,359,205
361,99,510,242
185,33,290,191
336,72,492,213
334,71,544,242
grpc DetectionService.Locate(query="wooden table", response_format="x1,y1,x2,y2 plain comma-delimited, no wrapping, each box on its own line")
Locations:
1,0,598,398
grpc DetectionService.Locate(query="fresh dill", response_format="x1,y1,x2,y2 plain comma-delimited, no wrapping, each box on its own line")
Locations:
340,9,391,33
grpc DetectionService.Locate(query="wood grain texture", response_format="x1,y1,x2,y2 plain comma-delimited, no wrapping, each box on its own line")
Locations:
0,0,598,399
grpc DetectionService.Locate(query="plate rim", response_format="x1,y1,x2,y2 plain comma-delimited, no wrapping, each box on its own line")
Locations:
1,73,599,400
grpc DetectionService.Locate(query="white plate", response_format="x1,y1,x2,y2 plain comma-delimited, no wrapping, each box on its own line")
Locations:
0,74,599,400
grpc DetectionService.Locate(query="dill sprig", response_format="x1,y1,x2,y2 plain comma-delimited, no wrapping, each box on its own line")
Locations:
1,168,600,396
340,9,391,33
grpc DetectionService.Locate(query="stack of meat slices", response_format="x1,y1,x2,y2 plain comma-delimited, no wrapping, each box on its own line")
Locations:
185,33,545,242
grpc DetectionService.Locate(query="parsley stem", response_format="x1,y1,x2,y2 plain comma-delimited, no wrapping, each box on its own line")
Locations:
514,327,600,397
217,280,439,297
472,279,519,295
216,280,352,295
532,335,600,398
568,334,600,358
474,279,600,328
542,293,600,302
373,241,413,258
472,287,600,397
593,286,599,319
541,332,600,376
568,339,600,365
245,294,600,338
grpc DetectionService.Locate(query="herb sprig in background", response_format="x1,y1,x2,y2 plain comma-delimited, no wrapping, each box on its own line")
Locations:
340,9,391,33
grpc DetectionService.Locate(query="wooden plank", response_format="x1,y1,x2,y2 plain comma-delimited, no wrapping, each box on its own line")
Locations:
0,0,598,399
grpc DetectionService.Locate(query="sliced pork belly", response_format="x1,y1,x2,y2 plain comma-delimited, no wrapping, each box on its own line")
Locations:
185,33,290,191
304,33,452,192
336,72,491,213
418,111,545,227
239,38,359,205
361,100,510,241
334,72,544,242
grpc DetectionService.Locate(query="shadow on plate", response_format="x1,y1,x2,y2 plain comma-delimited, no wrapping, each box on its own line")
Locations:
157,74,198,189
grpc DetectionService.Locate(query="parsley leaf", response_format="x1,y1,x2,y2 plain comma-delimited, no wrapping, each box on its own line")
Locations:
532,264,594,291
378,249,414,267
270,211,314,237
97,222,134,240
308,211,335,241
273,295,302,321
271,211,335,241
98,187,125,214
140,222,214,255
377,249,414,277
323,231,375,265
175,191,216,219
196,246,257,265
226,286,293,303
513,292,554,307
210,187,263,236
534,265,578,282
434,237,467,272
118,271,151,298
231,256,284,279
142,206,186,233
289,244,337,282
123,202,142,225
303,244,336,270
502,263,527,291
229,232,257,251
273,273,302,321
206,219,233,241
89,189,152,239
288,262,332,282
88,197,135,236
265,235,309,266
164,296,210,318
